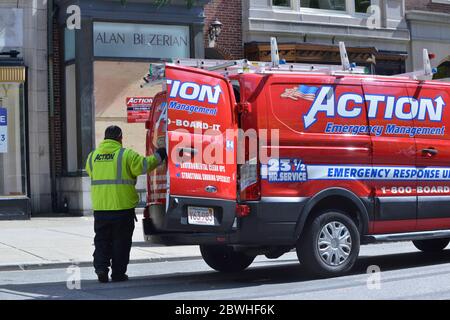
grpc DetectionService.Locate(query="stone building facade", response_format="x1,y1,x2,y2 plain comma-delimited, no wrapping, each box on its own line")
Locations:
0,0,51,219
2,0,449,218
203,0,244,59
50,0,211,215
405,0,450,79
242,0,410,74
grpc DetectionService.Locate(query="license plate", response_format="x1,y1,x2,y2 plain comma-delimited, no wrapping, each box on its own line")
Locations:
187,206,215,226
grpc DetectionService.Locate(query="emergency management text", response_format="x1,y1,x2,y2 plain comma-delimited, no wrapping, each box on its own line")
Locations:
325,122,445,137
168,101,217,116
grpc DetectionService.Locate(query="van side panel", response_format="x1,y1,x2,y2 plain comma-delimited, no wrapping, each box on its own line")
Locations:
409,83,450,230
260,75,372,235
362,80,418,233
144,71,450,247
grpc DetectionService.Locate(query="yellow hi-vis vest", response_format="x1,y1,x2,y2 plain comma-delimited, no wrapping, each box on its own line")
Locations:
85,139,160,211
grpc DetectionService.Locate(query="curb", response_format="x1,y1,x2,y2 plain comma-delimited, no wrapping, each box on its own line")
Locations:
0,255,202,272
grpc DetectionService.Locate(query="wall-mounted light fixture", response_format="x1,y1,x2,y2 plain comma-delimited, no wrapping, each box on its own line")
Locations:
208,18,223,48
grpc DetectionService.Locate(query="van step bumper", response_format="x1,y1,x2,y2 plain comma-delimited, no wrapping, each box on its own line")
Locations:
143,231,239,246
143,196,308,246
147,196,237,233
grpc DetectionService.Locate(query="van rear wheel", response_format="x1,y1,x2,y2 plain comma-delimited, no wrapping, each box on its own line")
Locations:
200,245,255,273
413,238,449,252
296,211,360,277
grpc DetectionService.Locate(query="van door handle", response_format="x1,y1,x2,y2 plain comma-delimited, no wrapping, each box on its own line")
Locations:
177,147,198,157
421,148,438,156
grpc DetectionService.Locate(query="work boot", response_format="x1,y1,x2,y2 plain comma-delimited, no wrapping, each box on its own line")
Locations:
111,274,129,282
96,271,109,283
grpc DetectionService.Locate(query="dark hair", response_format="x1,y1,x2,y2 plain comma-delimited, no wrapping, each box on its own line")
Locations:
104,125,122,141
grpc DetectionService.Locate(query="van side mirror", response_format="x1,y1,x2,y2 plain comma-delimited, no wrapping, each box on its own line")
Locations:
145,121,151,130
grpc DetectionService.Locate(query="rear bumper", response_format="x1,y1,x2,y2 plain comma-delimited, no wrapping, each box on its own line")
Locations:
143,196,308,246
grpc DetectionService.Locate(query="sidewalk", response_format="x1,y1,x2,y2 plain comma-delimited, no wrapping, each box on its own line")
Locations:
0,212,201,271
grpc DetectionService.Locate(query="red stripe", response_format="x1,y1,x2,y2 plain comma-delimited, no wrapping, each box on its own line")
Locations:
371,218,450,234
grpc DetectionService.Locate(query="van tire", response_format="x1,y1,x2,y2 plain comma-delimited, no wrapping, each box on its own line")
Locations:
412,238,449,252
296,211,360,277
200,245,255,273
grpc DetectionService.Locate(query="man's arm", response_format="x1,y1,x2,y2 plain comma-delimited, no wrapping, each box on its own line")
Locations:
126,148,166,178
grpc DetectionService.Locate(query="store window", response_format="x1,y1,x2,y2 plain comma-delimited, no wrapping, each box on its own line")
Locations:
273,0,291,6
64,25,78,173
64,28,75,62
355,0,371,13
0,80,27,197
301,0,346,11
65,63,77,172
300,0,371,12
94,61,162,155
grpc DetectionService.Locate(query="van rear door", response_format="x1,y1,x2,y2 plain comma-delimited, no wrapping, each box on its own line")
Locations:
147,64,238,232
147,92,168,208
164,64,237,202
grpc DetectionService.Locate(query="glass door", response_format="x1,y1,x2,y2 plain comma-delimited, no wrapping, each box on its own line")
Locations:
0,82,27,198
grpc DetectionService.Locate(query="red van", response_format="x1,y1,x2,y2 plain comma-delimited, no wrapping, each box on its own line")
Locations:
143,60,450,277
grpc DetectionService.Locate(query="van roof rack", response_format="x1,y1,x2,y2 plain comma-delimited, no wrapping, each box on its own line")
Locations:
174,38,366,76
140,37,437,88
395,48,437,80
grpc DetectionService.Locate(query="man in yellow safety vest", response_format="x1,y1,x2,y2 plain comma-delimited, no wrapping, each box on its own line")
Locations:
86,125,166,283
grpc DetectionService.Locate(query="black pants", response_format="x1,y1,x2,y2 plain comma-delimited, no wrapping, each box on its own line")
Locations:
93,209,135,277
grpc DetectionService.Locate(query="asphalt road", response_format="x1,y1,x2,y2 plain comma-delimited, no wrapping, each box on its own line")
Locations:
1,242,450,300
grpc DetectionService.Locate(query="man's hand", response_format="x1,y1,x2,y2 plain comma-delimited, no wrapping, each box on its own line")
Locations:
155,147,167,164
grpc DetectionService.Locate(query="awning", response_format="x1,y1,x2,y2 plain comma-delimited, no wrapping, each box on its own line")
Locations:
0,66,26,82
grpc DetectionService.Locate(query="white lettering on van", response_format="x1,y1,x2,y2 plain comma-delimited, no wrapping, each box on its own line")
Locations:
419,96,445,121
384,96,395,119
167,80,222,104
365,95,386,118
337,93,363,118
303,86,334,129
302,87,446,129
395,97,418,120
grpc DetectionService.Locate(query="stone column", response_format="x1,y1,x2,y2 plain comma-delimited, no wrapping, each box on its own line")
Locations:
23,0,52,213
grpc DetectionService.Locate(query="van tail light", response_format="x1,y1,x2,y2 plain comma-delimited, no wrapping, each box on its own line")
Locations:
236,204,251,217
239,161,261,201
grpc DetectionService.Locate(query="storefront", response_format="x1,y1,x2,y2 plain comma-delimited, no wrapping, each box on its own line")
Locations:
0,62,30,219
53,0,210,214
245,42,407,75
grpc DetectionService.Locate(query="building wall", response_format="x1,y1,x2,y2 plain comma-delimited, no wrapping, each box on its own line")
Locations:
243,0,411,71
204,0,243,59
52,0,210,215
0,0,52,214
406,0,450,73
51,18,63,178
406,0,450,12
